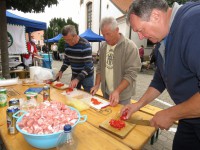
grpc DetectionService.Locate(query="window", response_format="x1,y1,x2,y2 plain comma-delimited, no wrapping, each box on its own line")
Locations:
87,2,92,29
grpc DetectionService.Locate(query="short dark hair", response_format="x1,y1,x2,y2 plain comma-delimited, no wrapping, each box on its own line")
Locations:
62,25,77,36
127,0,169,23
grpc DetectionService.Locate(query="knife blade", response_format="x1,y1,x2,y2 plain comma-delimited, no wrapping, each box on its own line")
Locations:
126,119,151,126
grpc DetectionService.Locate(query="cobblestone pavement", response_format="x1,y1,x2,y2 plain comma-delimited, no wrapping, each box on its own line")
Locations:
51,60,177,150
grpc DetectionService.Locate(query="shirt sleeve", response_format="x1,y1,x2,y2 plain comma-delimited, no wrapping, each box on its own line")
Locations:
149,66,166,93
123,41,141,84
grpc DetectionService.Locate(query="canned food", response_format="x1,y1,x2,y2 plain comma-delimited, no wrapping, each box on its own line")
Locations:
0,88,7,107
7,106,19,134
26,93,37,101
43,85,50,101
9,98,20,107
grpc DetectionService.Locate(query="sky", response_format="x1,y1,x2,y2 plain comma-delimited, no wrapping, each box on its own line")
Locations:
8,0,80,27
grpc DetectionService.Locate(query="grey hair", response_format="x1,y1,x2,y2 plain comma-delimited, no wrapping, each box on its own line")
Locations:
100,17,118,31
62,25,77,36
127,0,169,24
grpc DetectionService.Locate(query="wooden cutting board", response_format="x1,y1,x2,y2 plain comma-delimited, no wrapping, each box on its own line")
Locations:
99,116,136,139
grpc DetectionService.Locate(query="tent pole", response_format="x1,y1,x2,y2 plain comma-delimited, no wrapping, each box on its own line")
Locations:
98,0,102,51
46,29,51,69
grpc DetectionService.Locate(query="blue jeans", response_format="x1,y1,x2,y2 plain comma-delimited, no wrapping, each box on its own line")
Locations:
72,75,94,93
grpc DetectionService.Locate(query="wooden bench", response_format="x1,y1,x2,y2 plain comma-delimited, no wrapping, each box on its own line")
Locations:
10,70,29,79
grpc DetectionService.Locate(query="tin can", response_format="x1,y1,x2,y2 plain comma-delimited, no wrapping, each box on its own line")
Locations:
0,88,7,107
9,98,20,108
7,106,19,134
26,93,37,101
43,85,50,101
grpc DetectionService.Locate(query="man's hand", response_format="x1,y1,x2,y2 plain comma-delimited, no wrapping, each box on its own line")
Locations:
109,90,120,107
120,102,142,119
69,78,79,89
150,109,174,130
55,71,63,81
90,85,100,96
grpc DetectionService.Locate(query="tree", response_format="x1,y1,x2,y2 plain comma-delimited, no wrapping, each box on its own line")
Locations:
58,38,65,53
44,17,79,39
66,18,79,35
44,18,67,39
0,0,59,78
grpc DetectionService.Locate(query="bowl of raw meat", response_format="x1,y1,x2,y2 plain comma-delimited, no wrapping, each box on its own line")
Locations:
13,101,87,149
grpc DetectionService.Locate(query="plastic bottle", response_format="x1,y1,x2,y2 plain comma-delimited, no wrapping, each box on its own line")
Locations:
56,124,77,150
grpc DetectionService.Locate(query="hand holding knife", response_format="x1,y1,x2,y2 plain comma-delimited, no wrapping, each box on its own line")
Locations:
120,107,151,126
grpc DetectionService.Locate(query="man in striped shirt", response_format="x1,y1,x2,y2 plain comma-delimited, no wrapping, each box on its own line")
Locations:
56,25,94,92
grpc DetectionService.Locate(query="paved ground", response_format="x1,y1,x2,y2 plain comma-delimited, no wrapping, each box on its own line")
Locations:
51,60,177,150
0,60,177,150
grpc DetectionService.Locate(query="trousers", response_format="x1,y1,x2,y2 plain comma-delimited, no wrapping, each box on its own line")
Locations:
173,120,200,150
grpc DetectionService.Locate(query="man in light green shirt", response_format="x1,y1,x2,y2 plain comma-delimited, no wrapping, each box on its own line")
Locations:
90,17,141,106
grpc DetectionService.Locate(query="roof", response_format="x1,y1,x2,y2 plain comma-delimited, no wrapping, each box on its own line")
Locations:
79,29,105,42
110,0,133,14
45,29,105,43
6,11,47,32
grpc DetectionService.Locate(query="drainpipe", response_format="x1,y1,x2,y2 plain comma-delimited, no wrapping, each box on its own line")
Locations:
98,0,102,50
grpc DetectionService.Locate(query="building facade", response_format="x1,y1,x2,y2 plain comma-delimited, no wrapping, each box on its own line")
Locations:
78,0,151,55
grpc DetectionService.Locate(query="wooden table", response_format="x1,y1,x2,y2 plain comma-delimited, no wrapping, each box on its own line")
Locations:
0,84,156,150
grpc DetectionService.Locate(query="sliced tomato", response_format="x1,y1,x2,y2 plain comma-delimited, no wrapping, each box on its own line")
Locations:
109,119,126,130
120,109,128,120
66,88,73,93
55,83,64,87
91,98,102,105
46,80,53,84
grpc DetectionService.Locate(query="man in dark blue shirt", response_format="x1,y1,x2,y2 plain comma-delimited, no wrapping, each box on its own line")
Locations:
121,0,200,149
56,25,94,92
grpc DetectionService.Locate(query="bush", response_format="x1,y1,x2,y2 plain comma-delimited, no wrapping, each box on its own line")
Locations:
58,37,65,53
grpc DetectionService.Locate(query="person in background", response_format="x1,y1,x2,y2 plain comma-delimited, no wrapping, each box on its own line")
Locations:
42,44,48,53
36,44,41,51
55,25,94,92
22,38,39,68
51,43,58,60
90,17,141,106
121,0,200,149
139,45,144,72
147,44,156,70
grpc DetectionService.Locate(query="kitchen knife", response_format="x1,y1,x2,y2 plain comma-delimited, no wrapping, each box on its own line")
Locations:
126,119,151,126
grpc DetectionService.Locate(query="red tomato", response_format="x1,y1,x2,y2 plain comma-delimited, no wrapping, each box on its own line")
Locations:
91,98,102,105
55,83,64,87
46,80,52,84
109,119,126,130
66,88,73,93
120,109,128,120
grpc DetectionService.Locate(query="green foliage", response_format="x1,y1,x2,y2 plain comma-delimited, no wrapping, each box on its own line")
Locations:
44,17,79,39
58,37,65,53
6,0,59,13
66,18,79,34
